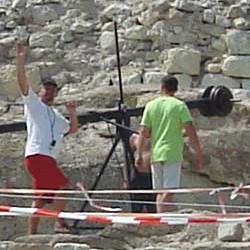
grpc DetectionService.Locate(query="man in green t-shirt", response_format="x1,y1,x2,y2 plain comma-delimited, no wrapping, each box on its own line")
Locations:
136,75,203,213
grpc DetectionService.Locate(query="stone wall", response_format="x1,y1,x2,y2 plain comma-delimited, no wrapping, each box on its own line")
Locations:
1,0,250,248
0,0,250,100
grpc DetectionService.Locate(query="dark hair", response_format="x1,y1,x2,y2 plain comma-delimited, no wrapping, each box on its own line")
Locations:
161,75,178,92
40,77,57,87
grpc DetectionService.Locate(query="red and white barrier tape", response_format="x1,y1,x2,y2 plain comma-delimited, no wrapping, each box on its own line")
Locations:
76,182,122,212
230,182,249,200
2,205,250,225
1,184,250,195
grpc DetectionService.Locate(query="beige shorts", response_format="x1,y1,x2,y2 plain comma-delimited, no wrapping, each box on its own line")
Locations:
151,161,182,189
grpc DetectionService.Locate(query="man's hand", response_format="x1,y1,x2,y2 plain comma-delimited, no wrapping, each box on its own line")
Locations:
184,122,204,171
65,101,77,113
186,142,204,171
65,101,78,134
195,154,204,171
16,41,26,59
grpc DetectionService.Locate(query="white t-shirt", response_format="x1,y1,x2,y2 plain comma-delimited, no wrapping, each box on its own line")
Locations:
23,88,70,159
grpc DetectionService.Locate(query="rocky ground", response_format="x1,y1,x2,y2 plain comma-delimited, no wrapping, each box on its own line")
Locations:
3,221,250,250
1,0,250,249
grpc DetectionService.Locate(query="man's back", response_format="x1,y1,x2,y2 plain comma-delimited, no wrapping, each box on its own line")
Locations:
141,96,192,163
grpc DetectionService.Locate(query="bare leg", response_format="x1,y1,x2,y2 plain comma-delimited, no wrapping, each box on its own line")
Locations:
28,198,46,234
156,193,174,213
53,185,70,231
54,196,67,228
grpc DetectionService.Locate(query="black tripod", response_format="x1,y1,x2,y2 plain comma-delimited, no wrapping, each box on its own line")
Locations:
73,19,136,230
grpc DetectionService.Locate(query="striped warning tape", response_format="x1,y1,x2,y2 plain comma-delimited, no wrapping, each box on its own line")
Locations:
0,184,249,195
1,205,250,225
76,182,122,212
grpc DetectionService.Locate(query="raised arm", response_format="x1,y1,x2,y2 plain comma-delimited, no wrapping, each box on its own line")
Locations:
16,42,29,96
183,121,204,170
65,101,78,134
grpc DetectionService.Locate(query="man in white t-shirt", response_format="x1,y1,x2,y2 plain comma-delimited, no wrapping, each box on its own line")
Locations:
16,42,78,234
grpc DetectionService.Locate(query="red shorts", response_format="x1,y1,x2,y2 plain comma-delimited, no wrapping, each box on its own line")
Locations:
24,154,69,203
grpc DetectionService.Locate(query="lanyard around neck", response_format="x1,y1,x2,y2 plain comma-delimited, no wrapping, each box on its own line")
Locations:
46,107,56,143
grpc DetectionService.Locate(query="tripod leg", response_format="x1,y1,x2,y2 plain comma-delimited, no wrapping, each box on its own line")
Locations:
73,136,120,228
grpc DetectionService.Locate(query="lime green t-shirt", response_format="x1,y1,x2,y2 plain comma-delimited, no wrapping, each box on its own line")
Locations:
141,96,193,163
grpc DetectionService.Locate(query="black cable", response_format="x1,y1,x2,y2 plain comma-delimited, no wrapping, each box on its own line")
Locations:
89,111,138,135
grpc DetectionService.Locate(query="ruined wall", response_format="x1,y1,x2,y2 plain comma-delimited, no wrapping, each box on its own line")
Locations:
1,0,250,244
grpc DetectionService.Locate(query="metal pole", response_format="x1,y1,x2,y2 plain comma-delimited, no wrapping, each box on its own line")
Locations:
113,17,124,105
